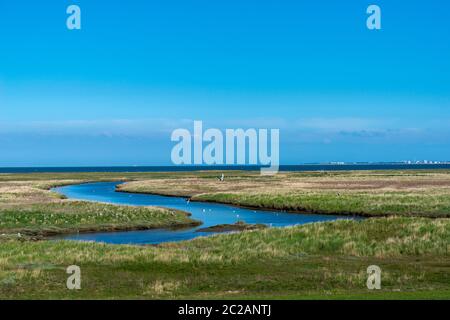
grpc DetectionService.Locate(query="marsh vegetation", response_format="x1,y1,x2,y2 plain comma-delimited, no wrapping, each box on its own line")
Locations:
119,170,450,217
0,170,449,299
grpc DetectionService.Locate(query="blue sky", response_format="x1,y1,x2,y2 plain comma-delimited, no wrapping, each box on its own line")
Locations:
0,0,449,166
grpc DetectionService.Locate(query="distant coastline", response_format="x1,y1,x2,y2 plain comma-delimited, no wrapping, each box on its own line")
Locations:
1,163,450,173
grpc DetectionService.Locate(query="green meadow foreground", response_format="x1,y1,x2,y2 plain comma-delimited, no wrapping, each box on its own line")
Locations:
0,170,449,299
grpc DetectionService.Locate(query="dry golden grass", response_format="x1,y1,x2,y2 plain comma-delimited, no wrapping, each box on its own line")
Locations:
0,171,448,299
118,171,450,196
0,180,83,207
117,171,450,217
0,178,199,237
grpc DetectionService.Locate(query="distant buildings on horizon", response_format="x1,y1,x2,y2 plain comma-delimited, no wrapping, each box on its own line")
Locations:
303,161,450,165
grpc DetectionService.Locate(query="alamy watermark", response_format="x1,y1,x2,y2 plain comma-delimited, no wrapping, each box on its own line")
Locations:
366,265,381,290
366,5,381,30
65,5,380,31
66,265,81,290
66,5,81,30
171,121,279,175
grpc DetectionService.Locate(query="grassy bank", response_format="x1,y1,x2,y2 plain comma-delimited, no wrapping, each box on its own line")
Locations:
0,217,448,299
0,173,201,238
118,170,450,217
0,170,449,299
0,202,199,238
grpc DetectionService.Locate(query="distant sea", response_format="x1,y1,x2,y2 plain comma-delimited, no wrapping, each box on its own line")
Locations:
1,164,450,173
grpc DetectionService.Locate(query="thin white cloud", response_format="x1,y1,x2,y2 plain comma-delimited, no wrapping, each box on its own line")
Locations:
0,118,193,136
292,117,394,131
0,117,449,143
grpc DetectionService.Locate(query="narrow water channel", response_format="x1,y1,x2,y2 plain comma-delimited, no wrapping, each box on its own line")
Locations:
53,182,355,244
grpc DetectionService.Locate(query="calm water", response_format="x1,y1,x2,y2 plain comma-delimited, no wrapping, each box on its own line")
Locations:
53,182,357,245
3,163,450,173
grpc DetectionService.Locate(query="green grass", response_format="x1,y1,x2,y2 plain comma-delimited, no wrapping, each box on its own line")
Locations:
111,169,450,218
0,171,256,183
0,201,200,237
194,191,450,218
0,170,449,299
0,217,449,299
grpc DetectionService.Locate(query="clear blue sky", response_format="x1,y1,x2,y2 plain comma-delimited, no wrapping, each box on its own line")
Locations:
0,0,449,166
